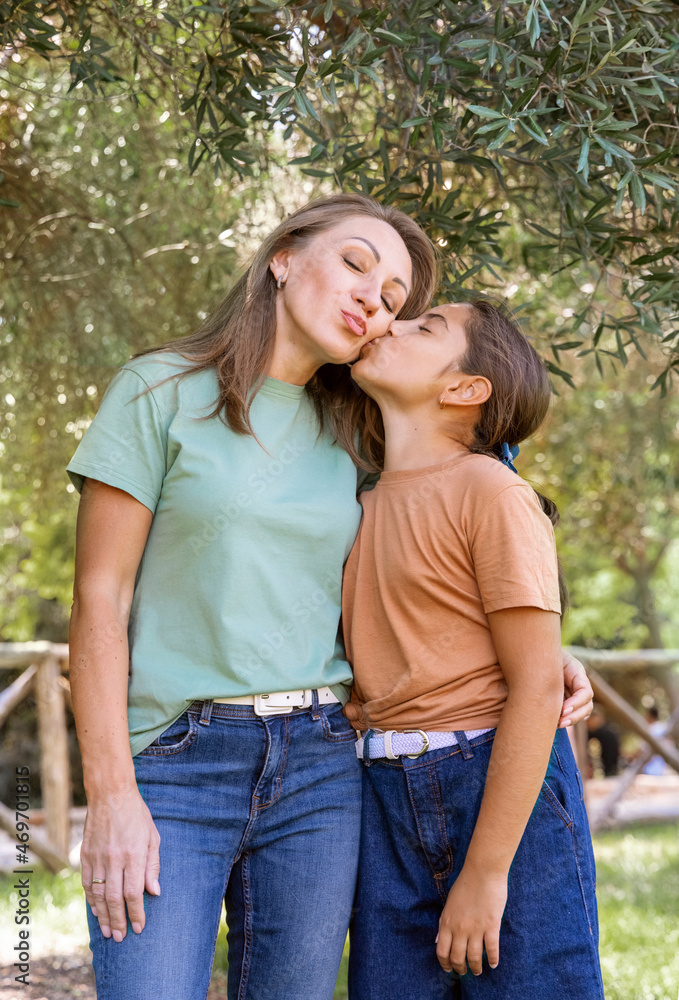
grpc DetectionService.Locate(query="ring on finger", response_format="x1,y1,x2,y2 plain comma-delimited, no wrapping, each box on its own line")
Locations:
91,877,106,884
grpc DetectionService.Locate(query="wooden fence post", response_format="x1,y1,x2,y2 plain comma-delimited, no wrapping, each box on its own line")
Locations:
34,652,71,855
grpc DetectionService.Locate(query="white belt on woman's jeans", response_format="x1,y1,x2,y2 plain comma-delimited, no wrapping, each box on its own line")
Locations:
355,728,494,761
213,687,340,717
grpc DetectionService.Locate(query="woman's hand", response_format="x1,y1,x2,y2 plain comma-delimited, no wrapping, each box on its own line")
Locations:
436,864,507,976
558,649,594,728
81,787,161,941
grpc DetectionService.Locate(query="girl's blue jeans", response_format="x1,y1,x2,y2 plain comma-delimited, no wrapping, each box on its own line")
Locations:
87,697,362,1000
349,726,605,1000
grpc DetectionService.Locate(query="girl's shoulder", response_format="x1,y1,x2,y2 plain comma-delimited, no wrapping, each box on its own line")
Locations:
459,452,544,517
460,451,530,492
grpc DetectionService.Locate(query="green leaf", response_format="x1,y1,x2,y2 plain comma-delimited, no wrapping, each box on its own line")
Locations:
642,172,676,192
487,125,513,150
526,5,540,48
476,120,508,135
592,134,632,161
373,28,408,45
577,136,590,175
518,119,550,145
294,90,320,121
628,175,646,214
467,105,505,119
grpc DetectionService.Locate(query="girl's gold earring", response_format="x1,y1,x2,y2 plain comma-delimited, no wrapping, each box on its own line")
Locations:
439,398,445,409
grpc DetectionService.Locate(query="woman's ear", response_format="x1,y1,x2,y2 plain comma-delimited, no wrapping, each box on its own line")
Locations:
441,375,492,408
269,250,292,284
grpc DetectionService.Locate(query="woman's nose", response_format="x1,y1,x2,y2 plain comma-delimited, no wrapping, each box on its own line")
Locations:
353,281,381,317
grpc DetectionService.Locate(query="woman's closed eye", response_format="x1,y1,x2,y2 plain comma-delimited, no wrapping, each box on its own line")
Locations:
343,256,396,314
418,325,432,334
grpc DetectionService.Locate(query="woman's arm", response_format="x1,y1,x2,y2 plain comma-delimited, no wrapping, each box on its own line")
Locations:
436,606,564,977
70,478,159,942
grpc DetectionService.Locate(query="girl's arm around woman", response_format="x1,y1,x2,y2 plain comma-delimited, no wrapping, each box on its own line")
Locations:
69,478,160,943
435,606,564,977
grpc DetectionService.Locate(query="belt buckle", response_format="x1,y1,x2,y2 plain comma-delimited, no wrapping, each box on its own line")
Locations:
254,694,293,716
403,729,430,759
254,690,310,716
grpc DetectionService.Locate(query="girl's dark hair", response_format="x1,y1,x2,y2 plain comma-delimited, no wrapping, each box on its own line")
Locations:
459,298,569,614
131,193,437,470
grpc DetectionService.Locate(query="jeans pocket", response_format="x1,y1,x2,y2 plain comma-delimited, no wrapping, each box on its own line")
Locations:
540,774,574,828
320,704,359,744
137,711,199,757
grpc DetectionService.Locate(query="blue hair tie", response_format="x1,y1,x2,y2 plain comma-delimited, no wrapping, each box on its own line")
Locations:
500,442,520,474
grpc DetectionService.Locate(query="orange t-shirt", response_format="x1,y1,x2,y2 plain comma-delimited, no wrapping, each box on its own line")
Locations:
342,452,561,733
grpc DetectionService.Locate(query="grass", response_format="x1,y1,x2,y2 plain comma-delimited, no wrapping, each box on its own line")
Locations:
594,824,679,1000
1,823,677,999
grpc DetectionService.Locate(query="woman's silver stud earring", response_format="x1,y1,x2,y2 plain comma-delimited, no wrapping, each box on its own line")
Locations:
277,274,286,289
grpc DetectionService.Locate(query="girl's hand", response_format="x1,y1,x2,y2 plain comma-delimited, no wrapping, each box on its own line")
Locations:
436,866,507,977
559,649,594,728
81,787,161,941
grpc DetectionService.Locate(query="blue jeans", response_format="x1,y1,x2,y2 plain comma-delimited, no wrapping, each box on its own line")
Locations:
349,727,605,1000
88,697,362,1000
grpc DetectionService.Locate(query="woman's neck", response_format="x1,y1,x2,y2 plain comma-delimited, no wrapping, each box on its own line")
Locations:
380,405,470,472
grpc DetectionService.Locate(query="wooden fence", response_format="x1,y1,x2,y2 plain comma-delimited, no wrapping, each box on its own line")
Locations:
0,642,71,871
1,642,678,870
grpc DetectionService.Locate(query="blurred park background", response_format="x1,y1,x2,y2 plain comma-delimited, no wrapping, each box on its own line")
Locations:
1,1,678,997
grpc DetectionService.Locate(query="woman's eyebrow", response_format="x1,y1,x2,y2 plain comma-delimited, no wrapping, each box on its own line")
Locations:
348,236,410,296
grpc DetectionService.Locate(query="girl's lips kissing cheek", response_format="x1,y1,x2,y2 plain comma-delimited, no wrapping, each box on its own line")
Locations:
341,310,367,337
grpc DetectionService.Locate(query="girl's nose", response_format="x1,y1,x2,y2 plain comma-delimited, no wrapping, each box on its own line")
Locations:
387,320,407,337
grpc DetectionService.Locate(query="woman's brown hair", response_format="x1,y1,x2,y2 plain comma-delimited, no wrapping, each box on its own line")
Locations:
132,193,437,469
457,298,569,613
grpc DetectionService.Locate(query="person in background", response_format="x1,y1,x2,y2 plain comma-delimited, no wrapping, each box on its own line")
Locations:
642,705,671,776
587,705,620,777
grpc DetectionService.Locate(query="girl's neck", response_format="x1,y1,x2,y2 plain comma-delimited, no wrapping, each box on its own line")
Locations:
380,405,470,472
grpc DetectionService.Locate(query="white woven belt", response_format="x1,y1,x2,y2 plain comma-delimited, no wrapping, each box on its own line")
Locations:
355,727,494,760
213,687,340,717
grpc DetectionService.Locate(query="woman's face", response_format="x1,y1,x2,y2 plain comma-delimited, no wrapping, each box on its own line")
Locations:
270,216,413,369
351,303,471,406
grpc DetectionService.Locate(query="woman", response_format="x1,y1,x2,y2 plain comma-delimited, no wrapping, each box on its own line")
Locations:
67,194,592,1000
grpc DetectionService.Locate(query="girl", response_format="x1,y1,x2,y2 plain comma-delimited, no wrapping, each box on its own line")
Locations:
344,300,604,999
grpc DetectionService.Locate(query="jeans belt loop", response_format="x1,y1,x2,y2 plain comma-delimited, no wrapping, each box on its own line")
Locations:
454,730,474,760
199,700,214,727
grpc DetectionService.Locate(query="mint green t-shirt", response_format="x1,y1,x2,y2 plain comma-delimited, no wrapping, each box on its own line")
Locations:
67,351,363,756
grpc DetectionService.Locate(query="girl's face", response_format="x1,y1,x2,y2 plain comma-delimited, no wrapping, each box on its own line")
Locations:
351,302,472,405
270,216,413,368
